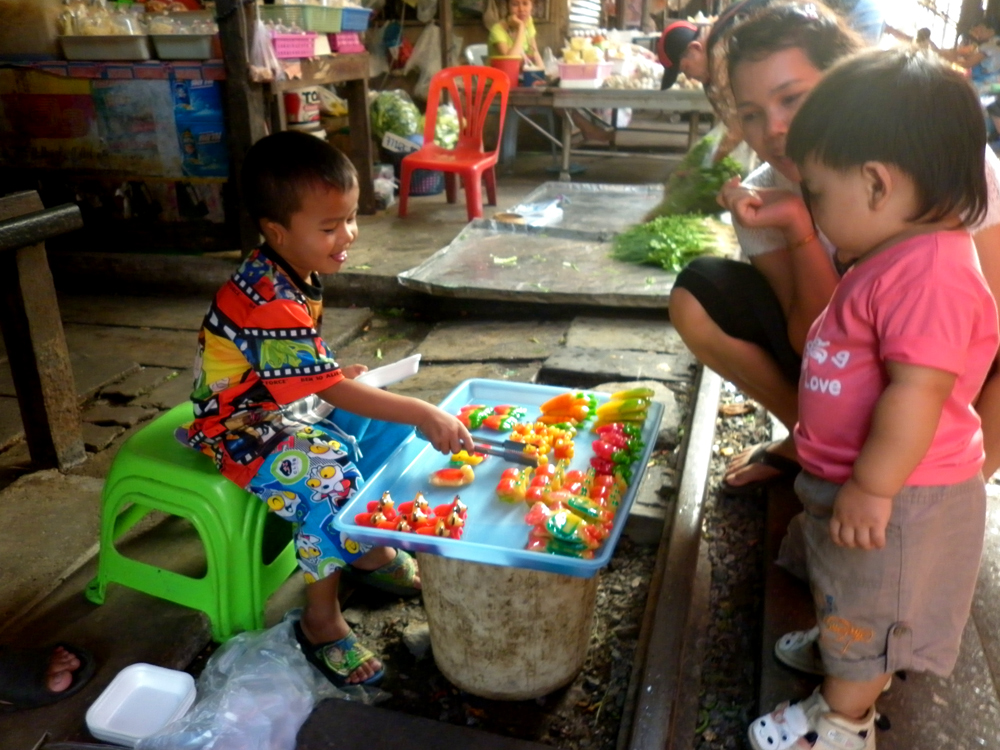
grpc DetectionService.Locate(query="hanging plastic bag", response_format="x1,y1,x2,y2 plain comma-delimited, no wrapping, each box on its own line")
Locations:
367,22,390,78
416,0,438,24
482,0,500,30
404,23,442,101
249,18,282,83
135,618,382,750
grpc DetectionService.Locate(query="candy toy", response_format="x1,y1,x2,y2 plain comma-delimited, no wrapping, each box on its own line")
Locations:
538,391,598,425
525,534,595,559
592,388,654,430
429,464,475,487
496,466,533,503
524,501,606,550
450,450,487,466
357,492,467,539
456,404,527,432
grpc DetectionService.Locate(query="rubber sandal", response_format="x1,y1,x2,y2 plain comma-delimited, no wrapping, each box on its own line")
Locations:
0,643,96,712
293,620,384,688
748,689,876,750
722,441,801,496
343,549,421,598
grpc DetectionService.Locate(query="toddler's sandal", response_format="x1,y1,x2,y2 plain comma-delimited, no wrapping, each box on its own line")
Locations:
774,626,825,675
293,620,384,688
747,689,876,750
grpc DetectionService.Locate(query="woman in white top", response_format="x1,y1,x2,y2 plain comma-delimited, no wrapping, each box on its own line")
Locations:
669,1,1000,493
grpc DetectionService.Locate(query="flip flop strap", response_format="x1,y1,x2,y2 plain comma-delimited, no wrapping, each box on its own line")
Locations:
361,549,418,586
314,632,375,679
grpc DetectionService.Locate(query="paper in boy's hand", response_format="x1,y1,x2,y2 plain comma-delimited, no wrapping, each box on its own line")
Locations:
353,354,422,389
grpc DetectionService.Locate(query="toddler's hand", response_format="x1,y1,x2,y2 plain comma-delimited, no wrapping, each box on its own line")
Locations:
830,478,892,550
341,364,369,380
417,404,474,455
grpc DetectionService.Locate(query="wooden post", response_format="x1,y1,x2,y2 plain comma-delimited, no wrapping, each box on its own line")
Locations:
439,0,454,68
0,192,85,471
217,0,269,254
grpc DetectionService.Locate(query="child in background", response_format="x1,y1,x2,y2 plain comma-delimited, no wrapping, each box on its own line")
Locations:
488,0,544,68
747,48,998,749
187,131,473,687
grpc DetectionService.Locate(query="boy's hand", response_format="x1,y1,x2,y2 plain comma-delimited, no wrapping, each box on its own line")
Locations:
830,478,892,550
341,364,368,380
417,404,474,455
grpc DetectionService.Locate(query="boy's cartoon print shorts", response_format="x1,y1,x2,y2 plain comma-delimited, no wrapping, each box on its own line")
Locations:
247,423,373,582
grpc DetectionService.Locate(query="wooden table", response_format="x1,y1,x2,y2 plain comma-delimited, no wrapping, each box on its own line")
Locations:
269,54,375,215
506,87,714,180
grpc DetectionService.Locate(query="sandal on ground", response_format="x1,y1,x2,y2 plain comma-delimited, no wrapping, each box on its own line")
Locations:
748,689,876,750
722,441,801,496
293,620,384,688
0,643,96,712
774,628,893,692
343,549,421,598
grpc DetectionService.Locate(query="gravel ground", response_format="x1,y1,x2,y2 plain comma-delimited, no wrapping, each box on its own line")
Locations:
693,383,771,749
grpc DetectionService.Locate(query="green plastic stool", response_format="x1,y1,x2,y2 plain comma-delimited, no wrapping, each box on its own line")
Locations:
85,402,298,642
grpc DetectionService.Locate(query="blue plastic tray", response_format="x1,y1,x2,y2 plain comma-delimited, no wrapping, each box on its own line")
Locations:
333,378,663,577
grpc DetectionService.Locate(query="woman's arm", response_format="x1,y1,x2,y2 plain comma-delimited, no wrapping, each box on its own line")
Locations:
719,178,839,353
493,19,527,57
832,361,955,550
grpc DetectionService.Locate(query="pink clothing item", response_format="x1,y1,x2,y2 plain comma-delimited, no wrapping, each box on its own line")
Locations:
794,230,999,485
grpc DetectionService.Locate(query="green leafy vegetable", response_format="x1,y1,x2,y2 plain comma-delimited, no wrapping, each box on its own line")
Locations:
421,104,460,149
646,135,745,219
611,214,720,273
370,91,421,140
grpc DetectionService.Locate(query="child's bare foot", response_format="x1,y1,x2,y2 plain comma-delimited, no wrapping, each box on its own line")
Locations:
297,614,382,685
46,646,82,693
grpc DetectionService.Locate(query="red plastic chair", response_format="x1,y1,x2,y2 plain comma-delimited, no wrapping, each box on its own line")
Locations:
398,65,510,221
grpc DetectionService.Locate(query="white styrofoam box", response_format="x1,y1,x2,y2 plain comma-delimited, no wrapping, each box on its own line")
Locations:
86,663,196,747
355,353,421,389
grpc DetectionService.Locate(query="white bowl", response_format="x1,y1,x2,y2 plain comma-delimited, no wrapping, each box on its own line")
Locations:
86,663,196,747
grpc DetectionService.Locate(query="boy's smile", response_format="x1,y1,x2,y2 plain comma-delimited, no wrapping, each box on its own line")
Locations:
266,182,360,280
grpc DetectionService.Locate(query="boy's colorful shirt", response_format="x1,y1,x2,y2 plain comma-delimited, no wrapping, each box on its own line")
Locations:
188,244,344,488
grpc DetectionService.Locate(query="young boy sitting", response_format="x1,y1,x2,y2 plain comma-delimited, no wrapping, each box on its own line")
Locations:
187,130,473,687
747,48,998,749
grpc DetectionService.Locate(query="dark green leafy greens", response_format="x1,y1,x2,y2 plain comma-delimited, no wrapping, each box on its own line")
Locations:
611,214,720,273
645,135,744,219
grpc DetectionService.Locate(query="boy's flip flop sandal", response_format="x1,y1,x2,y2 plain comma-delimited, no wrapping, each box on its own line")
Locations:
343,549,421,598
0,643,96,712
293,620,384,688
722,441,801,496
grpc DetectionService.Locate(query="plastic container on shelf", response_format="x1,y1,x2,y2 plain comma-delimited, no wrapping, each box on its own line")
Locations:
558,61,613,88
271,32,317,59
60,35,152,61
328,31,365,53
339,7,373,32
150,33,214,60
85,663,196,747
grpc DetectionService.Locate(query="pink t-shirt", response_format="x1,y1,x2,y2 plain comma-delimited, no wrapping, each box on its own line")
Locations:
794,230,999,485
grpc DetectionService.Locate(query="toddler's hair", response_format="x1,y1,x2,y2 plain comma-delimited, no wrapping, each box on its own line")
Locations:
787,47,987,226
241,131,358,227
726,1,863,82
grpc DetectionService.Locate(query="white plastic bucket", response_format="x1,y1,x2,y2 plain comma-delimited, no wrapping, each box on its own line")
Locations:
288,121,327,140
417,553,599,700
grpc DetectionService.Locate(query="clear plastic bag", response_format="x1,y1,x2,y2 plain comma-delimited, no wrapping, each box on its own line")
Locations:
135,618,383,750
249,18,283,83
403,23,442,101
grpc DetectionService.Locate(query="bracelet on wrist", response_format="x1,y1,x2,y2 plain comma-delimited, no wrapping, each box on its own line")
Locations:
786,231,818,252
